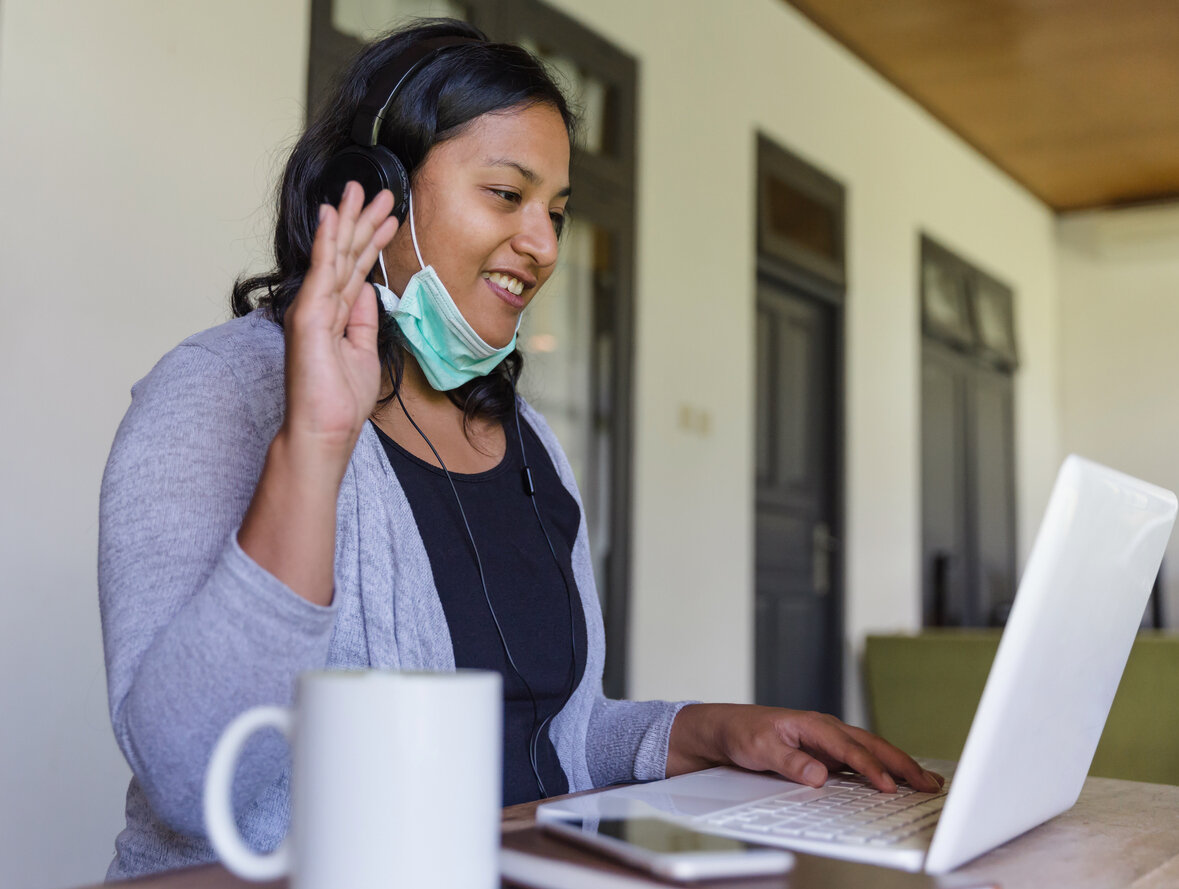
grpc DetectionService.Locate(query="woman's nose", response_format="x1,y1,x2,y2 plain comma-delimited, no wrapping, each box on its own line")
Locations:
513,204,560,268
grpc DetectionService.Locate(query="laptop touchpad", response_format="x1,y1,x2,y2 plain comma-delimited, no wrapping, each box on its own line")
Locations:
615,767,794,815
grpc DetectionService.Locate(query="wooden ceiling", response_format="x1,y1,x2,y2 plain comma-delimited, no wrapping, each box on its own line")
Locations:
783,0,1179,212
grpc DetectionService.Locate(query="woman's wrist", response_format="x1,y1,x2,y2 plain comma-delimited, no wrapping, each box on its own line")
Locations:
275,410,367,473
237,427,346,607
667,703,732,777
272,418,362,486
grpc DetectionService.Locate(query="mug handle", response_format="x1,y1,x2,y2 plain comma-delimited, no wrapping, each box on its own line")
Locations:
203,705,292,881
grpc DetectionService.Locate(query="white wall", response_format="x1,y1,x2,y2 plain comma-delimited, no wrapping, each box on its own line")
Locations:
0,3,309,887
0,1,1064,886
1058,204,1179,622
544,0,1061,714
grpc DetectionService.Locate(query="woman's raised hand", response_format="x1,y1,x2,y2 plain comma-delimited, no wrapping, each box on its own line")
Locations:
238,182,397,606
282,181,398,465
668,704,944,794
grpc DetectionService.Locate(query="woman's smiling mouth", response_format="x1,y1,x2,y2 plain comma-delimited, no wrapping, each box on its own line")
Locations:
483,271,527,307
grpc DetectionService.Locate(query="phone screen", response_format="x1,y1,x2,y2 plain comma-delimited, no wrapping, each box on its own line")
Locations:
562,817,758,854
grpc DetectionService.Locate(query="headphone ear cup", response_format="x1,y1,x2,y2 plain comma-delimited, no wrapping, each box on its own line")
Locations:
319,145,411,222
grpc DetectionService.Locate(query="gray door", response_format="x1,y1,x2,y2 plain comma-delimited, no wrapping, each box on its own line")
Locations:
755,280,842,715
921,342,1017,626
921,346,970,626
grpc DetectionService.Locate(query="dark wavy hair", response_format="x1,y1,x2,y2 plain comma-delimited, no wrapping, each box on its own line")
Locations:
231,18,576,429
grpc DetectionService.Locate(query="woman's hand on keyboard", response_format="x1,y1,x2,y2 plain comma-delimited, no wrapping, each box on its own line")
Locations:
666,703,944,794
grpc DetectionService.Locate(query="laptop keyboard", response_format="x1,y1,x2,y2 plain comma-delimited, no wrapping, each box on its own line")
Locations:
702,776,947,847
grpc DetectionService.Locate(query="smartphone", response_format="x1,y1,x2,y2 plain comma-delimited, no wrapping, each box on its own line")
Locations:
541,815,795,881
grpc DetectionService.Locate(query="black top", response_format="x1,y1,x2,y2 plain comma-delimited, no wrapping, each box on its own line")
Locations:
374,414,588,805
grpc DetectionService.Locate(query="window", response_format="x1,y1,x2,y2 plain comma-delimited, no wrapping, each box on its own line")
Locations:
920,237,1018,370
756,135,845,292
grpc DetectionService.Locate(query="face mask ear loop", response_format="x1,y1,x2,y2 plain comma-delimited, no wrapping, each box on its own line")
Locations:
408,191,427,272
377,250,390,288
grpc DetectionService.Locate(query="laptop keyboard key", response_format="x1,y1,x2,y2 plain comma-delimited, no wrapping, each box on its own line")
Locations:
699,775,948,853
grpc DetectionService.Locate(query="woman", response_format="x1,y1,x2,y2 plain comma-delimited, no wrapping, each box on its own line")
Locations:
98,18,940,880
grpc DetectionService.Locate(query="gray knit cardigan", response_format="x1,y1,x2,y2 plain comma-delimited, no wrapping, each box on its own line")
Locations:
98,311,686,880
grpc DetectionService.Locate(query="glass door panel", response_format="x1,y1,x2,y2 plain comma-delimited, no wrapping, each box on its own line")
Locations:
520,221,615,610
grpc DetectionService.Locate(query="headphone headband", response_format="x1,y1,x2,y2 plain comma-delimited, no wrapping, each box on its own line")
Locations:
350,35,483,146
321,32,484,220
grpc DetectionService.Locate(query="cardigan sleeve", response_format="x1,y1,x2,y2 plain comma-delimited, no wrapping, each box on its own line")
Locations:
98,338,338,837
585,695,694,786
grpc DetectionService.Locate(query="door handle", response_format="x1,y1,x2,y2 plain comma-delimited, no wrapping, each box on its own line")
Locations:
932,551,953,626
813,522,839,595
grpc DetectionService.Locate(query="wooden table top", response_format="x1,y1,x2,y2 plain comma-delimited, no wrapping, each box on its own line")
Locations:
74,773,1179,889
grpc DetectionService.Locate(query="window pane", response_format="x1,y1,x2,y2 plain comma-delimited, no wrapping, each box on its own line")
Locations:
765,177,839,263
520,221,612,606
518,37,610,155
922,260,973,345
973,277,1017,363
332,0,468,41
755,308,774,484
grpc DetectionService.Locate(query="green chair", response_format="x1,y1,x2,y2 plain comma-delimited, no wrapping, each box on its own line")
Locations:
864,630,1179,785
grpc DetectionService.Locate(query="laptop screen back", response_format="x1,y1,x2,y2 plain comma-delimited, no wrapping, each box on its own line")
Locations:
925,456,1176,873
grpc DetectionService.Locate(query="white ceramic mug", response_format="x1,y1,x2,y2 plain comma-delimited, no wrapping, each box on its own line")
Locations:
204,669,502,889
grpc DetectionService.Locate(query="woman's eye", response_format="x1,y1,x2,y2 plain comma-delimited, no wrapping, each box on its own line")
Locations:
550,212,566,237
491,188,521,203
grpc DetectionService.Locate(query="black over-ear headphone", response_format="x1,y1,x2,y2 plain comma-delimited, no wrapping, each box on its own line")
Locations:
319,34,483,222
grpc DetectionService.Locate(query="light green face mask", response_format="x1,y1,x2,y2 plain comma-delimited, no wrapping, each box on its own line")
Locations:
374,194,520,392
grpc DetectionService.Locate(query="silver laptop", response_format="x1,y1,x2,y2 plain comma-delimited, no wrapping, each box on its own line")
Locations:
539,456,1176,873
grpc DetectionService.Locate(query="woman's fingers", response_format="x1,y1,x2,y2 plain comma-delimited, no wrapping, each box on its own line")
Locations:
342,203,398,302
790,714,897,792
775,745,831,788
790,714,942,793
303,204,339,295
351,215,398,288
335,184,395,281
342,283,380,359
334,186,397,306
300,186,396,325
670,704,941,797
843,724,944,791
332,220,397,339
333,182,366,284
277,184,391,461
352,188,397,254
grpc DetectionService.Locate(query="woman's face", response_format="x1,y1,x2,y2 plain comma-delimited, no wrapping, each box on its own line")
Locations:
383,101,571,349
